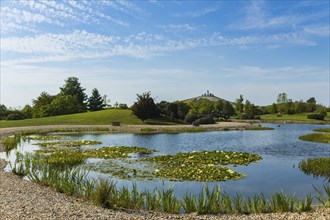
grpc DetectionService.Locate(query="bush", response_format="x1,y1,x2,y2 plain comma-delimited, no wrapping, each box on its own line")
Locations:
307,113,325,120
193,116,215,125
184,113,198,124
6,113,26,120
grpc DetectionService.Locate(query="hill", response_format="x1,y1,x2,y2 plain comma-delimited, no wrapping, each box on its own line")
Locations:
0,109,143,128
183,90,233,104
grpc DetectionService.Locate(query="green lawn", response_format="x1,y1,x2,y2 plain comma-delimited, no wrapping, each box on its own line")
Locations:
261,112,330,122
0,109,143,128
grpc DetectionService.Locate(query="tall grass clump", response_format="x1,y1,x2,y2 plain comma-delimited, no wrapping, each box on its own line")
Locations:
92,178,117,208
269,192,295,212
3,134,21,151
314,184,330,207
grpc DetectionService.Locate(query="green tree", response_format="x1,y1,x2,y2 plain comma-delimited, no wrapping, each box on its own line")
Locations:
59,76,87,111
32,92,55,118
21,105,33,118
242,100,257,119
277,93,288,114
0,104,7,112
43,95,82,116
295,101,307,113
270,103,278,114
176,101,191,120
88,88,105,111
222,101,235,118
306,97,316,112
235,95,244,114
131,92,160,121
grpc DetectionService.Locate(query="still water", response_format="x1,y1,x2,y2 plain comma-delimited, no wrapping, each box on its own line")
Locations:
1,123,329,199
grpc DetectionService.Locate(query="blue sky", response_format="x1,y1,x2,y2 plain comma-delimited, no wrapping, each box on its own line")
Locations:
1,0,329,108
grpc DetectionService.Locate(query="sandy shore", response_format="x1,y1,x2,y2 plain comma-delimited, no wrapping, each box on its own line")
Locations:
0,124,329,219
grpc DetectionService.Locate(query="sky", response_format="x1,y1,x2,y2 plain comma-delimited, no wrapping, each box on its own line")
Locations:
1,0,329,108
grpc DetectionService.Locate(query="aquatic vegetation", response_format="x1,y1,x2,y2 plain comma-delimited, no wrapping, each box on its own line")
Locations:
245,126,274,131
314,128,330,133
3,134,21,151
34,140,103,148
313,184,330,207
11,153,330,214
143,151,262,181
35,146,157,169
299,158,330,181
299,133,330,144
84,146,157,159
25,135,65,141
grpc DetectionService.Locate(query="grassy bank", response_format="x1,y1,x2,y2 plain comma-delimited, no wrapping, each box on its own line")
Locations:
260,112,330,124
0,109,143,128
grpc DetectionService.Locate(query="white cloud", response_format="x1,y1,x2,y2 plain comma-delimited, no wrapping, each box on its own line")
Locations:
174,6,218,18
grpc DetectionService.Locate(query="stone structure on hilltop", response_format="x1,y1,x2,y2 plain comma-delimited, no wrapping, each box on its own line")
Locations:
201,90,215,97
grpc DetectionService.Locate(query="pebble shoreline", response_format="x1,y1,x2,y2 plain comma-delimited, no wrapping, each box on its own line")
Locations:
0,125,329,220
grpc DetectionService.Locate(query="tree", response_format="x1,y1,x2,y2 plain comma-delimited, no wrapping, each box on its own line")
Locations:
235,95,244,114
277,93,288,104
59,76,87,111
295,101,306,114
242,100,257,119
43,95,82,116
88,88,105,111
21,105,33,118
175,101,190,120
277,93,288,114
306,97,316,112
131,92,160,121
270,103,278,114
32,92,55,118
0,104,7,112
222,101,235,118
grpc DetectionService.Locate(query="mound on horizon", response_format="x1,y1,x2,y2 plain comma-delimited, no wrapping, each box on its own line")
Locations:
183,90,233,104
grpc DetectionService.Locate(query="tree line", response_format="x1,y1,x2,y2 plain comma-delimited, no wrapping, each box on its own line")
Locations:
0,77,328,122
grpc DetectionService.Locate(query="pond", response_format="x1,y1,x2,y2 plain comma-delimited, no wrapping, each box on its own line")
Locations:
1,123,329,199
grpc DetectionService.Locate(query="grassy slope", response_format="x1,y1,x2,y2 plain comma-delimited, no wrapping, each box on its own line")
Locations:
260,112,330,122
0,109,143,128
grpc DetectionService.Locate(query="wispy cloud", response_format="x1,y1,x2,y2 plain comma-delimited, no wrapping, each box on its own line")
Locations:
174,6,218,18
158,24,205,32
235,1,299,30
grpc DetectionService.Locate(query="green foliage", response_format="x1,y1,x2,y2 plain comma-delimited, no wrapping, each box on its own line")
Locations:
32,92,55,118
6,113,26,120
44,95,85,116
184,113,198,123
143,151,262,181
131,92,160,121
299,158,330,180
313,184,330,207
59,76,87,110
3,134,21,151
88,88,105,111
299,133,330,144
314,128,330,133
193,116,215,125
21,105,33,118
307,113,325,120
11,152,330,214
235,94,244,114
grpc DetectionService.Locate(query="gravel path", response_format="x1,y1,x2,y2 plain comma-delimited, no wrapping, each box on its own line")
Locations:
0,125,329,220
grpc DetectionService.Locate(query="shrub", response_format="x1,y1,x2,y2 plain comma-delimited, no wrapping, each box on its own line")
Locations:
184,113,198,124
307,113,325,120
7,113,26,120
194,116,215,125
